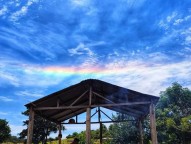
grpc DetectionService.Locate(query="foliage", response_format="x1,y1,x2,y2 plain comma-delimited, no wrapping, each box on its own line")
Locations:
0,119,11,143
109,114,140,144
156,82,191,144
6,136,24,143
19,110,65,144
66,124,111,144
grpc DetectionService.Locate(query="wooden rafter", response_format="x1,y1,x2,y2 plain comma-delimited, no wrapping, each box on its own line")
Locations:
34,102,151,110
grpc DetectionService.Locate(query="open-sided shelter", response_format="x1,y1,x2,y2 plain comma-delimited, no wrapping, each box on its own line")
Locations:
25,79,159,144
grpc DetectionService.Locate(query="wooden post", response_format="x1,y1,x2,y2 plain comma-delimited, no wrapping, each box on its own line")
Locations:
27,107,34,144
98,107,102,144
100,122,103,144
58,123,62,144
86,107,91,144
150,103,158,144
139,119,144,144
86,87,92,144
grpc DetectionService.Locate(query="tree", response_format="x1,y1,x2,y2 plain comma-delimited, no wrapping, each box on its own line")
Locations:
66,124,110,144
19,110,65,144
0,119,11,143
7,136,24,143
156,82,191,144
108,113,140,144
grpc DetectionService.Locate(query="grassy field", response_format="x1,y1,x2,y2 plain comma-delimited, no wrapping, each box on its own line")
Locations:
2,138,105,144
2,139,72,144
2,138,102,144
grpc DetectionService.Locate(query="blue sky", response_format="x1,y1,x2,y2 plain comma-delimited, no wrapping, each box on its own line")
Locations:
0,0,191,138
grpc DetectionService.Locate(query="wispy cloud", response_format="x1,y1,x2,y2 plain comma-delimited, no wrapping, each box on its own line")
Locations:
9,0,39,21
0,111,9,115
0,6,8,16
15,90,44,98
0,96,13,102
70,0,90,7
167,12,177,22
101,59,191,95
10,125,26,136
0,71,20,87
68,42,106,67
0,61,66,88
68,41,106,56
173,15,191,25
68,43,94,56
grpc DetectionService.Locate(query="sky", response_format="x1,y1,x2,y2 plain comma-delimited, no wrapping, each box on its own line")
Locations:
0,0,191,139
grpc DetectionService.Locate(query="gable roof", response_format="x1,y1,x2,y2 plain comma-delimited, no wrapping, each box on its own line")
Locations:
25,79,159,123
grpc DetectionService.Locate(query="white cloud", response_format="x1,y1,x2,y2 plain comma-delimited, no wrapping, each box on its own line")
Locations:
0,96,13,102
0,63,63,88
68,41,105,56
148,52,170,62
80,56,98,68
10,125,26,136
10,0,39,21
0,111,8,115
15,90,44,98
167,12,177,22
70,0,90,7
68,42,104,67
180,27,191,46
123,0,147,9
173,15,191,25
0,71,20,86
159,12,191,33
184,47,191,52
173,18,184,25
158,20,168,29
68,43,93,56
88,41,106,47
100,59,191,96
0,6,8,16
185,36,191,45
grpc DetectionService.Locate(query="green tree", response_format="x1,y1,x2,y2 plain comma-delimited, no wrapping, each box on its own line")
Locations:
156,82,191,144
7,136,24,143
0,119,11,143
66,124,110,144
109,113,140,144
19,110,65,144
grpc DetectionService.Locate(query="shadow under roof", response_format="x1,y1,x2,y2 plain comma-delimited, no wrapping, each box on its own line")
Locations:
25,79,159,123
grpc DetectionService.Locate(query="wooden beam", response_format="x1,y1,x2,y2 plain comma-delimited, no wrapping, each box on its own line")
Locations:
57,108,86,122
70,90,88,106
57,98,60,107
98,107,101,122
100,109,113,121
93,91,145,115
89,87,92,106
48,101,88,118
108,107,140,118
115,106,144,115
76,115,78,123
61,120,136,124
93,91,115,104
86,107,91,144
34,102,151,110
150,103,158,144
27,107,34,144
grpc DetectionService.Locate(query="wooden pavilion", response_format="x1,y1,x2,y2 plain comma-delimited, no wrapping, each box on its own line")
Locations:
25,79,159,144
